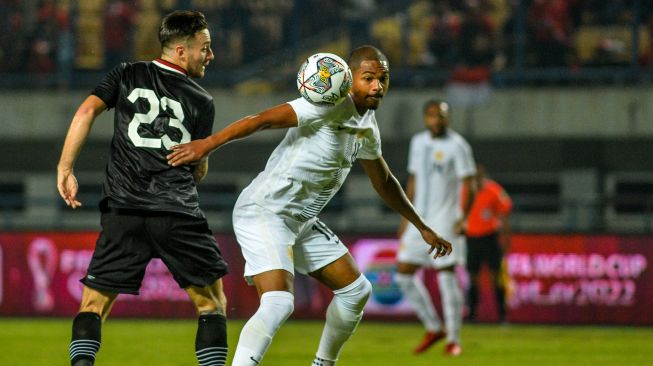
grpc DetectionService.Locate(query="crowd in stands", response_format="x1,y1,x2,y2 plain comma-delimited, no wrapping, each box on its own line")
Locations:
1,0,652,86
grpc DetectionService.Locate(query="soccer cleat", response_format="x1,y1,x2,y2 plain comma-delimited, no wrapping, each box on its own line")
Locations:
413,330,446,354
444,342,462,356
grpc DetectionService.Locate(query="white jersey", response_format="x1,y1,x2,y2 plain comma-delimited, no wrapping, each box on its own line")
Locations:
408,129,475,231
239,95,382,222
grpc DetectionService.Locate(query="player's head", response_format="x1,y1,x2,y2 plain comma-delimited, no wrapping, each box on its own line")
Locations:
159,10,213,78
423,100,449,137
348,45,390,112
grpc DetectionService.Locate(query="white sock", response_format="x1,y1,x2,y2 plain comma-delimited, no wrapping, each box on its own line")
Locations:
437,270,463,343
232,291,294,366
314,275,372,365
395,273,442,332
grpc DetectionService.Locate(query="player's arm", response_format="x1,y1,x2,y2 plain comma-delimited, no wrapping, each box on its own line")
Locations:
359,157,452,258
57,95,107,208
497,185,513,250
167,103,298,166
397,174,414,237
454,175,477,234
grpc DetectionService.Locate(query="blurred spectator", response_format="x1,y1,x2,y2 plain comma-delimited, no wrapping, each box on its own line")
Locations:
56,2,74,88
343,0,376,47
640,10,653,66
242,0,292,60
0,0,28,72
582,0,632,25
28,0,61,85
445,1,496,109
426,1,461,68
527,0,572,67
454,1,497,75
1,1,652,87
589,38,629,66
103,0,136,69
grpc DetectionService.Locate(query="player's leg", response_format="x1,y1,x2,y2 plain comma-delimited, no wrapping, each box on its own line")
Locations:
309,253,372,366
486,234,506,322
465,236,483,321
150,214,230,366
186,279,228,366
395,261,445,353
395,226,444,354
231,269,295,366
70,287,117,366
70,210,151,366
230,201,298,366
292,219,371,365
437,264,464,356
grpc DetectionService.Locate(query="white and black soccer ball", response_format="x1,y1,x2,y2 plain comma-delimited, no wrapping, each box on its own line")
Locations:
296,52,352,106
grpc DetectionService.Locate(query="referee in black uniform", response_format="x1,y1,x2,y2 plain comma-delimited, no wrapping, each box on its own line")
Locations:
57,10,228,366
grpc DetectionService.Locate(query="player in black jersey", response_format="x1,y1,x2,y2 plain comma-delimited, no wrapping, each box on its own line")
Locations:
57,10,228,366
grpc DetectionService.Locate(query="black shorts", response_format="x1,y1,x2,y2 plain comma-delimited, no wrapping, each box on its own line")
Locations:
82,208,228,295
466,232,502,276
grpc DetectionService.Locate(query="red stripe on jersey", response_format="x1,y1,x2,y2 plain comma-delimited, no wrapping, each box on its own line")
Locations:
154,58,188,75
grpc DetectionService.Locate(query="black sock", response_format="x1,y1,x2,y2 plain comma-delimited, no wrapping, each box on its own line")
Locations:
468,283,479,319
196,314,228,366
70,312,101,366
496,285,507,321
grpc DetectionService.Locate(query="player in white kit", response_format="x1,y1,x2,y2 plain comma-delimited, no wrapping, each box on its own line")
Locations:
167,46,453,366
396,100,476,356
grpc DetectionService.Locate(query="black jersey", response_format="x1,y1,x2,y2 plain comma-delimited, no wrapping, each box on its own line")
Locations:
92,59,214,217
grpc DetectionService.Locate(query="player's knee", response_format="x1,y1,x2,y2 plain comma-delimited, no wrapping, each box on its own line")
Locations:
194,294,227,316
259,291,295,331
188,283,228,315
334,275,372,311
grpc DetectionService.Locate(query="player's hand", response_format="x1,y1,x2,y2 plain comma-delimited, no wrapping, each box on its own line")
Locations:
57,168,82,209
167,139,211,167
420,227,453,259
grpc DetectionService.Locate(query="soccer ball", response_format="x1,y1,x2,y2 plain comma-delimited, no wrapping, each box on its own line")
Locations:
296,53,352,106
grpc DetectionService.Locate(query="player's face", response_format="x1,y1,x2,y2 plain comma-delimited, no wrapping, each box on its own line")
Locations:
424,103,449,137
350,60,390,113
185,29,213,78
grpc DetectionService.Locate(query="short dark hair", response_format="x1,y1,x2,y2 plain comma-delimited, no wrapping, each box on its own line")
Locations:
423,99,449,115
348,45,389,71
159,10,208,49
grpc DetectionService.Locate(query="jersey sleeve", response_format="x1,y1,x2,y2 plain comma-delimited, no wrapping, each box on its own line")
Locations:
288,97,331,128
455,138,476,179
91,63,127,109
407,134,421,174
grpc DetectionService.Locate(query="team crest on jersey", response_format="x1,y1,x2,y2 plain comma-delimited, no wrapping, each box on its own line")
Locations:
434,151,444,160
286,246,294,261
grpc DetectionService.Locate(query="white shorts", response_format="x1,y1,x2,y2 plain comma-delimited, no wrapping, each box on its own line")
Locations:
397,224,466,269
232,200,349,283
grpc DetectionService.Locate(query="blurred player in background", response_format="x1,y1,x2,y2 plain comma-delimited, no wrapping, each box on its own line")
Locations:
57,10,229,366
396,100,476,356
167,45,453,366
464,163,512,323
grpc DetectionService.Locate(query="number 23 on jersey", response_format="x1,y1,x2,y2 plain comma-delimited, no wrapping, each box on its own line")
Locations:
127,88,191,150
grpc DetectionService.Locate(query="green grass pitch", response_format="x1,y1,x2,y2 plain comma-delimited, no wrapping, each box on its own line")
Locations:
1,318,651,365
